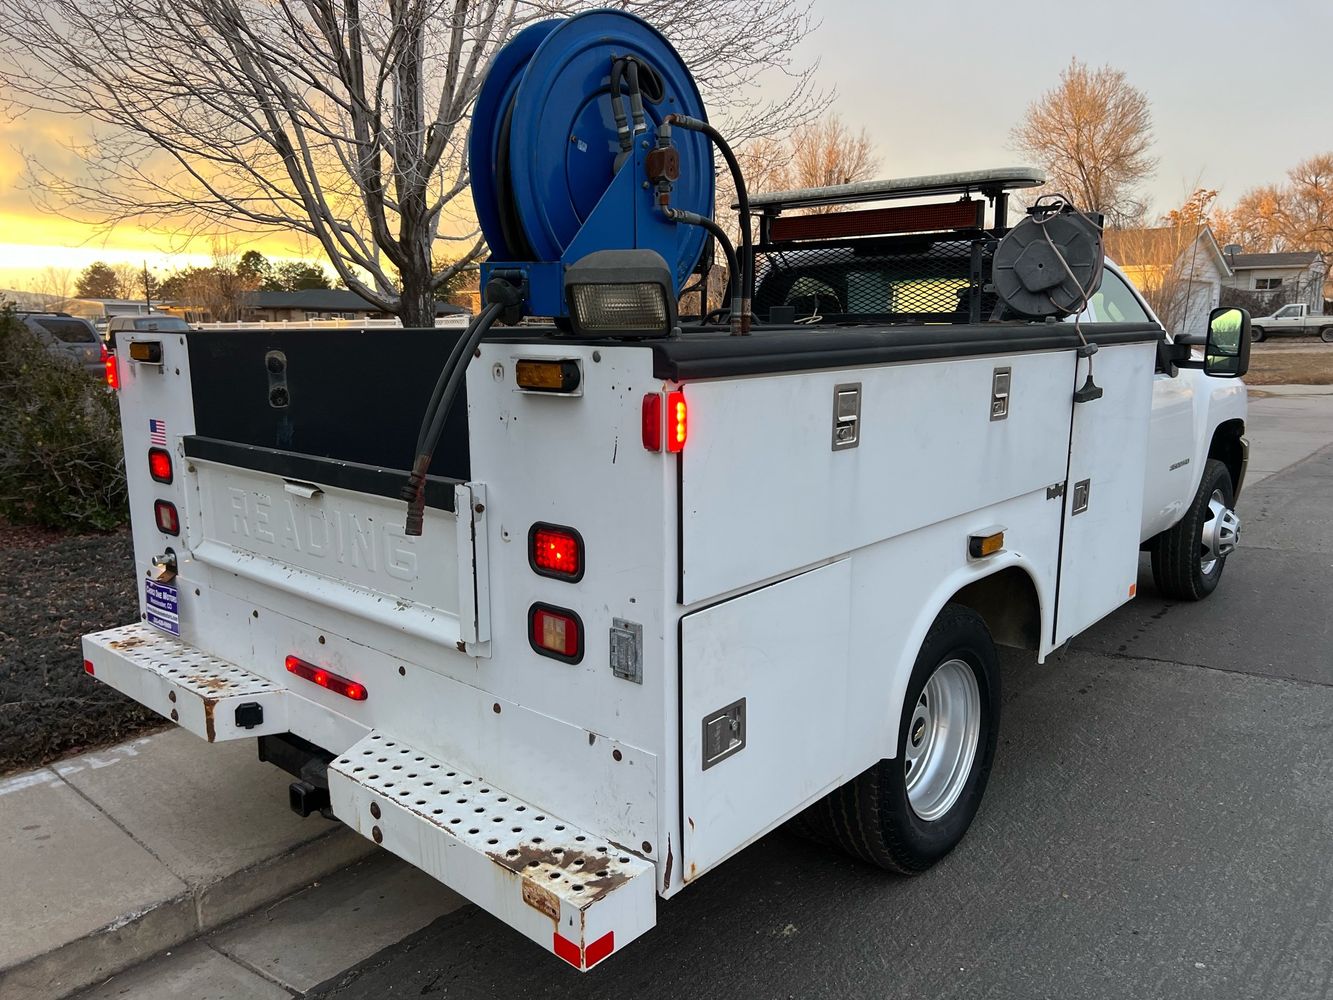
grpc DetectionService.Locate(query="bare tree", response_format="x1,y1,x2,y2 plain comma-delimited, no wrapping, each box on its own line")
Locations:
1011,59,1157,226
0,0,824,327
1213,153,1333,301
110,263,143,301
28,266,76,308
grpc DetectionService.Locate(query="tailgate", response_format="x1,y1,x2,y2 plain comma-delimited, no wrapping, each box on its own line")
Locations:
183,454,489,649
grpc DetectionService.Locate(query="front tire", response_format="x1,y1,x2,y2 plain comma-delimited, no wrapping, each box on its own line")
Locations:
796,604,1000,873
1149,458,1239,600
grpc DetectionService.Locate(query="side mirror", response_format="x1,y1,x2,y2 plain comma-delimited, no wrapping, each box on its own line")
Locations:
1204,306,1250,379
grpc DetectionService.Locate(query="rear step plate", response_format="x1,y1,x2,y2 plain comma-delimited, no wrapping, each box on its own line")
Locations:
82,623,289,742
328,732,657,970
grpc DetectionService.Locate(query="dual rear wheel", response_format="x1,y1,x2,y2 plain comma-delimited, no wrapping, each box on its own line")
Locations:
794,604,1000,873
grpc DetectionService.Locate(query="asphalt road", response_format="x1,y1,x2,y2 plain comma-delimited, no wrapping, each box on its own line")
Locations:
313,444,1333,1000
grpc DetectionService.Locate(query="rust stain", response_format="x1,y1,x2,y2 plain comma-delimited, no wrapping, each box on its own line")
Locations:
203,698,216,741
688,862,697,881
108,637,146,650
521,879,560,922
687,816,695,832
186,675,232,692
488,842,631,909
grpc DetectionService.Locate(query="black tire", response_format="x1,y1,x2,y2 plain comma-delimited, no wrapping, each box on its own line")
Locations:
794,604,1000,873
1150,458,1234,601
1250,326,1266,342
1320,327,1333,344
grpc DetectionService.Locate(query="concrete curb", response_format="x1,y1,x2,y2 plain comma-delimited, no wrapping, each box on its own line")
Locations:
1,824,374,1000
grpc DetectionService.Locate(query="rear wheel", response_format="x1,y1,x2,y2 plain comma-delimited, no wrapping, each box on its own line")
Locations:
794,604,1000,873
1320,327,1333,344
1150,459,1239,600
1251,326,1266,342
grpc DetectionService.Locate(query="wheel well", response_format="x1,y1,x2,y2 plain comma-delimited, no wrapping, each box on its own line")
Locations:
1209,419,1246,492
951,566,1041,651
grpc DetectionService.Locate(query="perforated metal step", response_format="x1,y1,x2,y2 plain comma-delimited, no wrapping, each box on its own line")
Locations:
83,622,289,741
328,731,657,970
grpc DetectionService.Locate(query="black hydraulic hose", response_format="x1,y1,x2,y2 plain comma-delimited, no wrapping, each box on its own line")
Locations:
625,59,647,137
664,207,739,328
609,58,632,154
666,114,752,333
401,302,504,535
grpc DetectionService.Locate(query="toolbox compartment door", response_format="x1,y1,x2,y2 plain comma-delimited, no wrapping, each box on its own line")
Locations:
1054,341,1156,643
680,559,851,880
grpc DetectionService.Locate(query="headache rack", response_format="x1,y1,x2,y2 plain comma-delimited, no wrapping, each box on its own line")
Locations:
746,167,1047,326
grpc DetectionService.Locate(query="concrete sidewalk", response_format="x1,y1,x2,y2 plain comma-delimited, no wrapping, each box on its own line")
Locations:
0,729,387,999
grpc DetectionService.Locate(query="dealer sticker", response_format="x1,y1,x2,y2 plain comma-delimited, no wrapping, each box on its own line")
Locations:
145,579,180,636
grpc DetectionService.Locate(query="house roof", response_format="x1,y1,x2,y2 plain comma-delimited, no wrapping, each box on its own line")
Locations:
246,289,467,314
1224,251,1322,271
1103,225,1232,276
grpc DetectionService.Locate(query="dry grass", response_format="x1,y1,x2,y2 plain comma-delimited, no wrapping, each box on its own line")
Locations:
1245,348,1333,386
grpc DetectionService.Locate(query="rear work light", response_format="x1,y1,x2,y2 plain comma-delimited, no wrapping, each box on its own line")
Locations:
154,499,180,536
285,655,368,701
148,448,173,484
529,604,583,664
529,523,584,581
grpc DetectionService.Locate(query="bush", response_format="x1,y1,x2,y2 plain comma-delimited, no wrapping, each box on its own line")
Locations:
0,305,128,530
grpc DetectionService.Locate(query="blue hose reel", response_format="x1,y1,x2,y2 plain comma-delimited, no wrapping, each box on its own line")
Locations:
469,10,714,319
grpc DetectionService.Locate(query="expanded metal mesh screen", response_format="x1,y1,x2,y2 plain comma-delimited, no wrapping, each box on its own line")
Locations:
752,235,998,325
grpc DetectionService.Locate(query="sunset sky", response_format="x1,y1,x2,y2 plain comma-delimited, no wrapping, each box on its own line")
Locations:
1,0,1327,293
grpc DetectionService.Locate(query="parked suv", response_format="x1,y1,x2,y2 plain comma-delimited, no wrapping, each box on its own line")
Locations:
16,312,106,378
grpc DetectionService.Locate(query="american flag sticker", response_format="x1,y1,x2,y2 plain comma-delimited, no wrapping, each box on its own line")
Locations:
149,419,167,446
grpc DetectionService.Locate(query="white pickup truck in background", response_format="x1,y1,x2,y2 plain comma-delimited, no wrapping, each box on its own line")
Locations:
1249,301,1333,342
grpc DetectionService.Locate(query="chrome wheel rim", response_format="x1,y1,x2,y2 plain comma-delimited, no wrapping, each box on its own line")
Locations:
904,658,981,821
1200,489,1240,576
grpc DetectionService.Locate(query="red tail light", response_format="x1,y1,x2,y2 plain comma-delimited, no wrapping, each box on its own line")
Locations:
104,348,120,390
529,604,583,664
529,523,584,581
154,499,180,536
641,393,662,451
148,448,172,484
666,390,687,453
83,659,95,676
285,655,368,701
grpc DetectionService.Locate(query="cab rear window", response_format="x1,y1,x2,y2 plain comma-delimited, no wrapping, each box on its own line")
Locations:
34,318,98,343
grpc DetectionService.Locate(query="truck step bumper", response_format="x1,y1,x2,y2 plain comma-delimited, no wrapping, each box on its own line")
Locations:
82,623,289,742
328,732,657,970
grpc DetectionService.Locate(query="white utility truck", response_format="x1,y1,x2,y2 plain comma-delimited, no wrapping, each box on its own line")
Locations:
1248,301,1333,342
82,11,1250,972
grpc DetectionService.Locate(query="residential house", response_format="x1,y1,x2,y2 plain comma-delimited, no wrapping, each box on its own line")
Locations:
1103,225,1232,335
1219,251,1327,314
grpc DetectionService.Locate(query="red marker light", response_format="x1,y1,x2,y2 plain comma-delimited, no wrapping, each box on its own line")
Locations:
641,393,662,451
104,348,120,390
83,659,95,676
154,499,180,536
285,655,368,701
528,604,583,664
665,390,686,453
529,523,583,582
148,447,173,484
